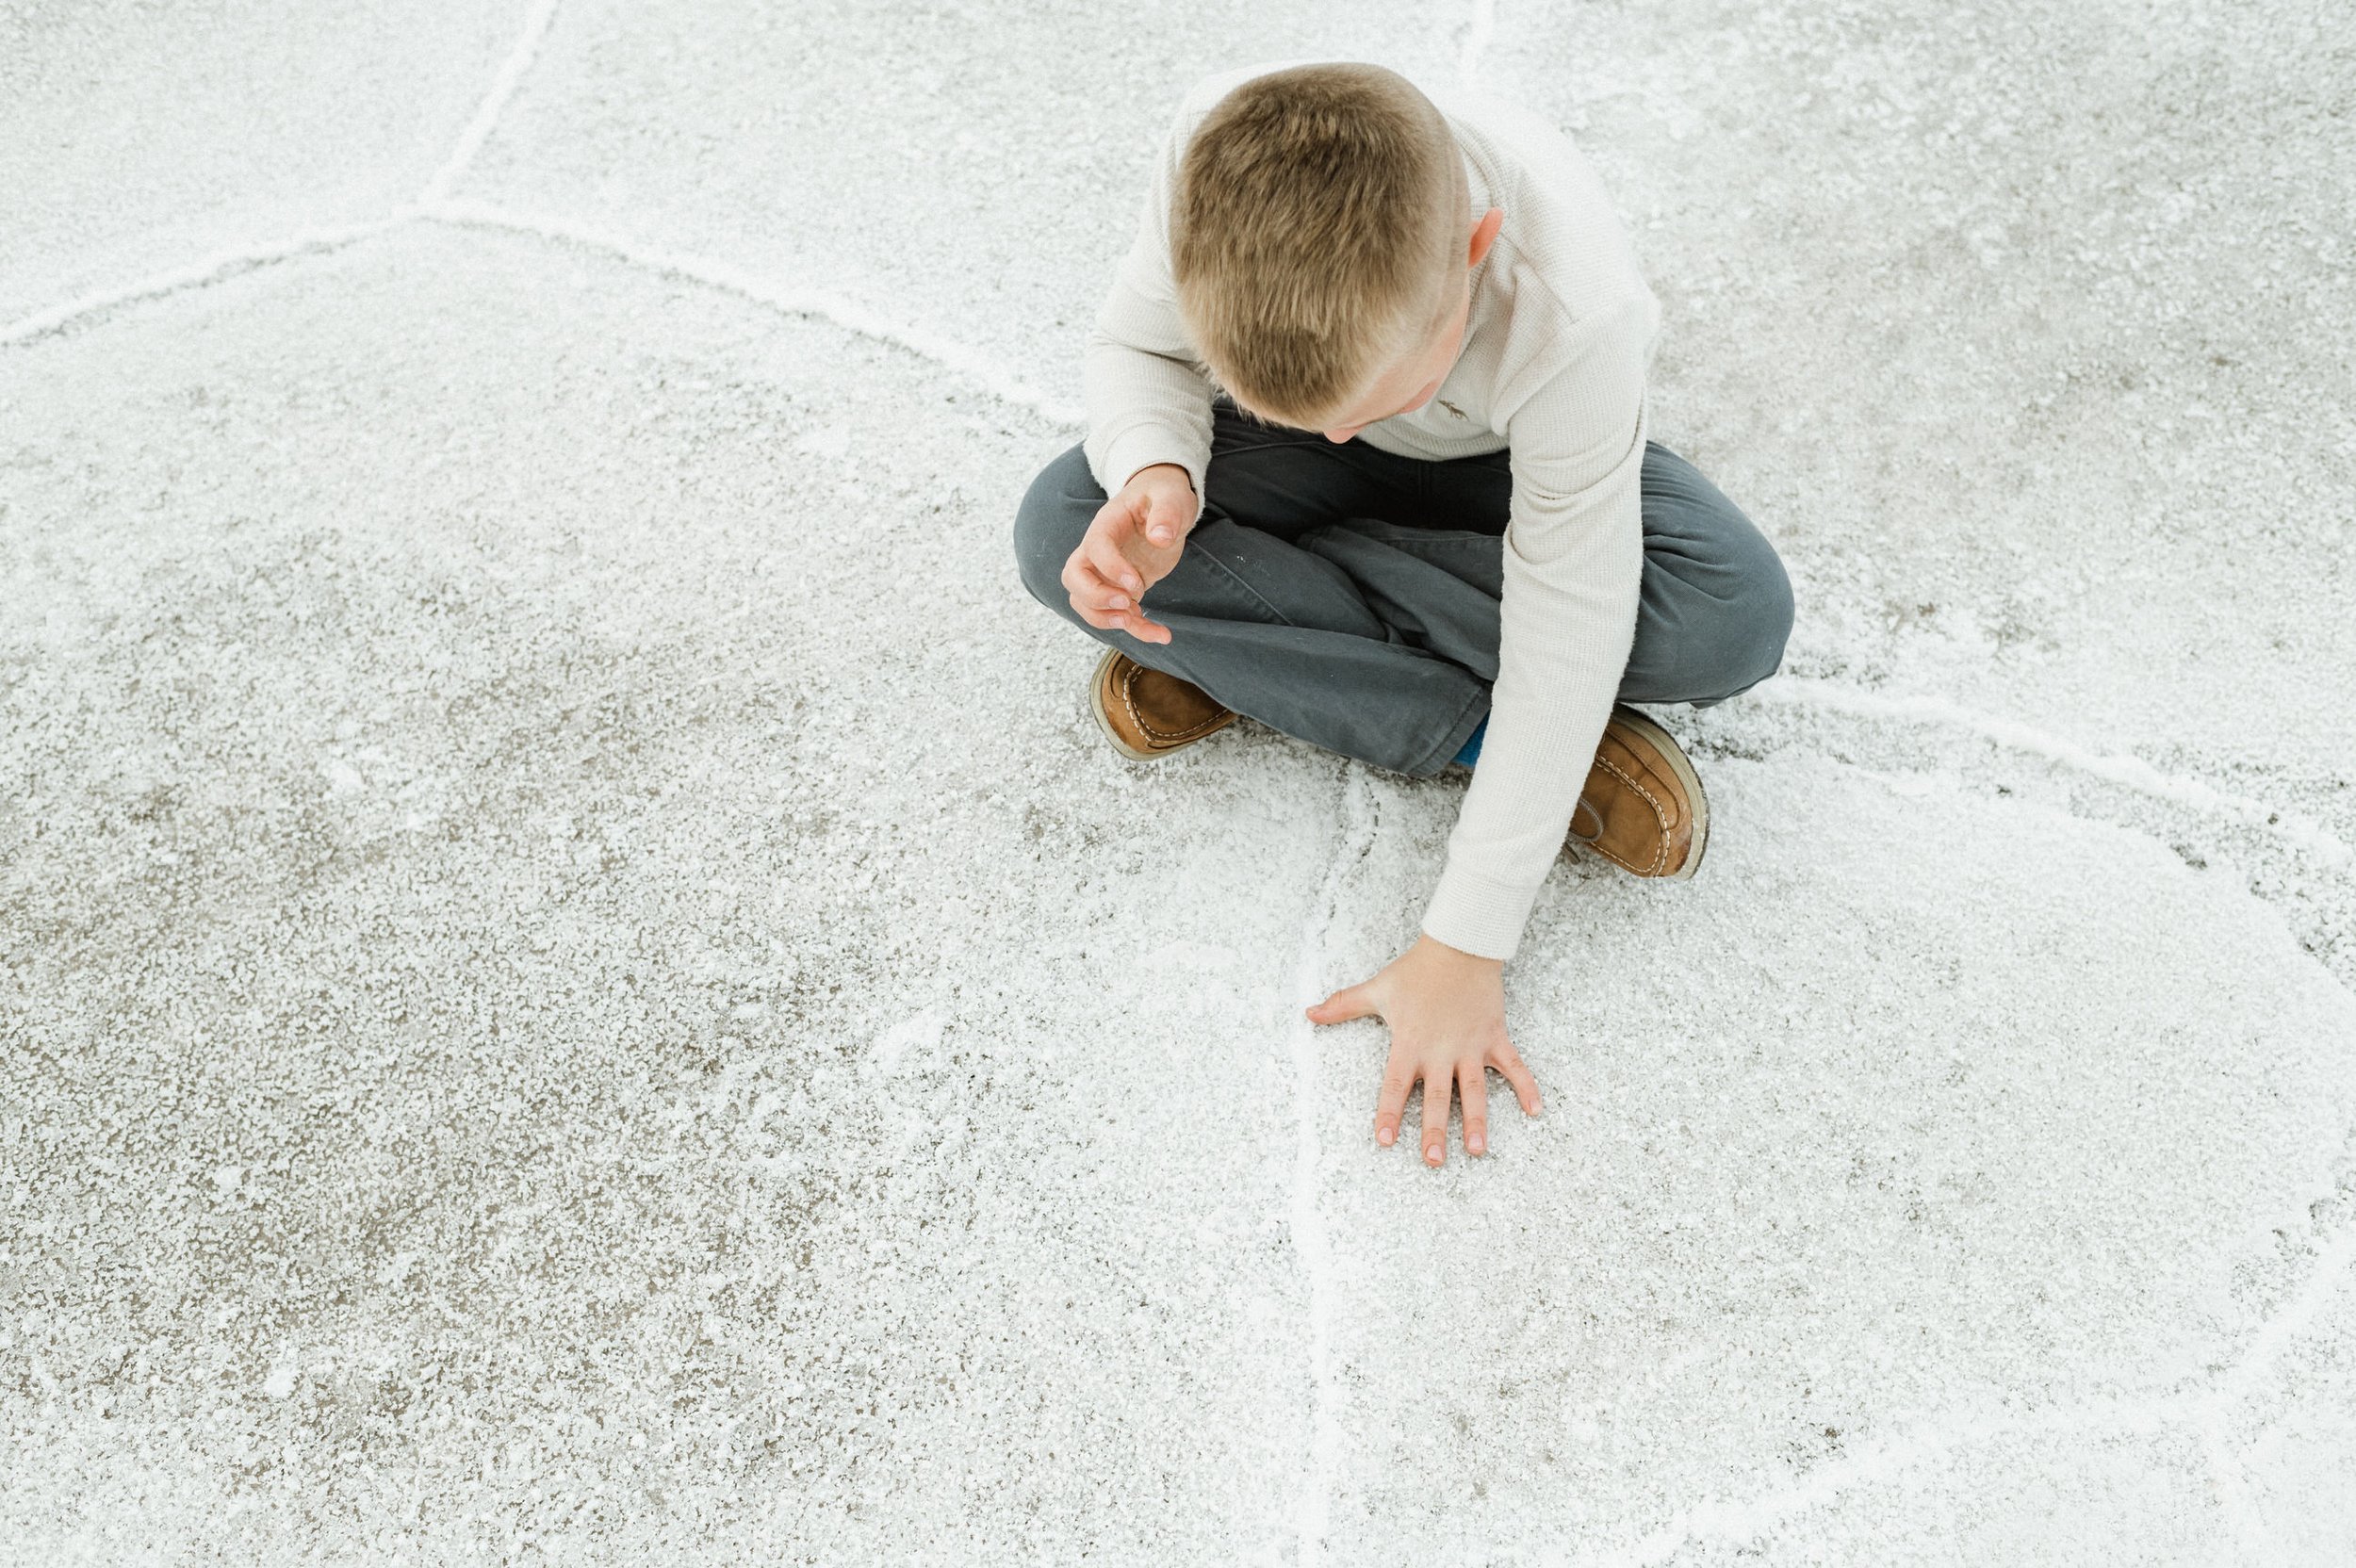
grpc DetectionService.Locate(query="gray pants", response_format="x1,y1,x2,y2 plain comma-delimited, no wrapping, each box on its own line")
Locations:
1013,400,1794,776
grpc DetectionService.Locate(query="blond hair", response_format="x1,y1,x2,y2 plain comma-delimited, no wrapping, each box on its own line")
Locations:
1172,64,1463,428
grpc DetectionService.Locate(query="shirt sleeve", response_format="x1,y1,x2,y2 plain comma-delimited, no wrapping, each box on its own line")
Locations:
1081,94,1218,520
1419,292,1652,961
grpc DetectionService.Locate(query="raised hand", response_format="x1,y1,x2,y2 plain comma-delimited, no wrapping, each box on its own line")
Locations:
1059,463,1196,645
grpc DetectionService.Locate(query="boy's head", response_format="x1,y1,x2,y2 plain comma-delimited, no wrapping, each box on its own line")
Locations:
1172,63,1499,438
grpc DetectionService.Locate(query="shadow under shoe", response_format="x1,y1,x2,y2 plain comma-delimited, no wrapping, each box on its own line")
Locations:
1567,705,1709,878
1088,649,1238,761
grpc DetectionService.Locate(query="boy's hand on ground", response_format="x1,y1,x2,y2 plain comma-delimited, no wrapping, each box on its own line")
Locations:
1306,934,1542,1167
1061,463,1195,645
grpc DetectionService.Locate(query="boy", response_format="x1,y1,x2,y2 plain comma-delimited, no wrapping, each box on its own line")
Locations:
1013,62,1792,1170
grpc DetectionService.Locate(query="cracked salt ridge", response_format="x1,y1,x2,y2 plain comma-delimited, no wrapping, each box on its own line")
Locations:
1,0,563,346
422,202,1086,427
0,204,1083,432
419,0,564,205
1590,1222,2356,1566
1286,764,1377,1567
0,204,1082,432
1591,1057,2356,1566
0,220,406,346
1760,678,2354,872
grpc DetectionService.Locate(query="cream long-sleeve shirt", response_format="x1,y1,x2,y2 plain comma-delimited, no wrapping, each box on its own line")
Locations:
1082,62,1660,962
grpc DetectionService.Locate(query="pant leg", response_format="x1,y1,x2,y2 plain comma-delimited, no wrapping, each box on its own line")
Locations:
1013,406,1495,774
1351,439,1794,708
1618,445,1794,706
1011,426,1792,775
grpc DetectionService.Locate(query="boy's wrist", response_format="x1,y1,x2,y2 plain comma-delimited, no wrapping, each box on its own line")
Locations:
1412,931,1504,972
1422,863,1539,964
1124,462,1195,498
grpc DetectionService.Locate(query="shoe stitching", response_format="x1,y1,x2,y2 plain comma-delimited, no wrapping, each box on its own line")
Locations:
1593,753,1672,876
1119,662,1231,746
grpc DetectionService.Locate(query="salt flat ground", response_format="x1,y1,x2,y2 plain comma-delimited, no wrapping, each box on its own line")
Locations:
3,1,2352,1562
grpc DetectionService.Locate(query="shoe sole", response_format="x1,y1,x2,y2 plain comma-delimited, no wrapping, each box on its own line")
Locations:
1088,648,1171,762
1607,705,1709,879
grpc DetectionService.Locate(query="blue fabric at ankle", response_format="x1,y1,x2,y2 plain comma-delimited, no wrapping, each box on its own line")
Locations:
1452,717,1488,768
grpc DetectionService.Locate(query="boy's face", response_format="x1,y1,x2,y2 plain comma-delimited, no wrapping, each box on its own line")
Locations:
1309,205,1505,444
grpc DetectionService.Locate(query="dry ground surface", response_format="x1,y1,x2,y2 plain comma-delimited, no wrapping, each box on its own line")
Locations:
4,1,2353,1562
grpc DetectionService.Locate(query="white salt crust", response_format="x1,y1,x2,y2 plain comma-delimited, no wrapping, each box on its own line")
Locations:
4,1,2352,1563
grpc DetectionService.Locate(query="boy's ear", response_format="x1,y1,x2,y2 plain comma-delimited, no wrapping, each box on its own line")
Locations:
1468,206,1505,266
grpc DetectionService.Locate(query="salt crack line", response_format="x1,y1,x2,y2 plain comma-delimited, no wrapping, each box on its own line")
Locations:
1285,763,1376,1568
1456,0,1497,86
2186,1214,2356,1555
2198,1420,2268,1557
1758,677,2354,871
2209,1214,2356,1407
0,0,557,350
0,218,411,347
420,200,1087,428
419,0,564,205
1579,1396,2196,1568
2166,1216,2356,1557
1583,1216,2356,1565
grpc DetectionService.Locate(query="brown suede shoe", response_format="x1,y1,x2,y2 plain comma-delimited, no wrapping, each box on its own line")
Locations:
1088,648,1237,761
1567,706,1709,878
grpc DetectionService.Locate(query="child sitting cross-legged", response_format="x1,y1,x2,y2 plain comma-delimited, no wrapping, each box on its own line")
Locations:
1013,60,1793,1169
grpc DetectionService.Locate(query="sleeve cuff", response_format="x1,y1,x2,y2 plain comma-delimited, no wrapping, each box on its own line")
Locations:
1420,862,1546,963
1095,425,1209,526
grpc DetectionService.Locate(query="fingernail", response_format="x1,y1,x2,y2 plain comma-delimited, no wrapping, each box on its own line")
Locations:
1468,1133,1485,1155
1376,1126,1394,1146
1425,1143,1443,1166
1106,595,1128,610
